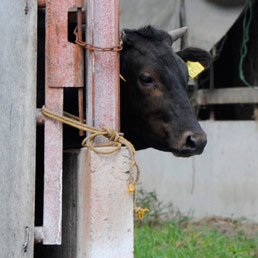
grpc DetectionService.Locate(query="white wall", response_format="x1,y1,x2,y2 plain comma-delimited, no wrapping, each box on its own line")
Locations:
136,121,258,222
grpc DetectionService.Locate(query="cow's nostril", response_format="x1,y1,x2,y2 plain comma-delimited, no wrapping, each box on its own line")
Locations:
186,135,197,149
180,131,207,155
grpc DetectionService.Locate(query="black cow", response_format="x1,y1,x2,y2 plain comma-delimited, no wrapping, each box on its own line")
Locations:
120,26,211,157
38,10,210,157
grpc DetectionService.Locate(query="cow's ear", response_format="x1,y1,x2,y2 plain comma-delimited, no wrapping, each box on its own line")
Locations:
177,47,212,69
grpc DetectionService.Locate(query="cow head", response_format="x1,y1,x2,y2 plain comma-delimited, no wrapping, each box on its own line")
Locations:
120,26,211,157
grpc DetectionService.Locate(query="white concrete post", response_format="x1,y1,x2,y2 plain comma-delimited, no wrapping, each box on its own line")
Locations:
76,148,134,258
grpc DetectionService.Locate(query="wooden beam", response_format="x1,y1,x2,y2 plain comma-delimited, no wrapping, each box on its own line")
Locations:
196,87,258,105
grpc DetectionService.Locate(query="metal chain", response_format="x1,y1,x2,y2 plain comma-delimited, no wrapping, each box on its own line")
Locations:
74,26,123,52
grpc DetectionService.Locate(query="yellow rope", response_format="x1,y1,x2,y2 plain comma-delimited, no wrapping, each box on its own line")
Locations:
41,105,148,219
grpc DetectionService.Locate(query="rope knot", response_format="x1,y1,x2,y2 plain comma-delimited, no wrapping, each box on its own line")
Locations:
41,105,148,219
102,127,120,142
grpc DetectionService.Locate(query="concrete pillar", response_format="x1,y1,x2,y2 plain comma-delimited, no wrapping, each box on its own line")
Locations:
76,147,134,258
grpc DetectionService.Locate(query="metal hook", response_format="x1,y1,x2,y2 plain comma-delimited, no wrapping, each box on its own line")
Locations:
23,227,29,252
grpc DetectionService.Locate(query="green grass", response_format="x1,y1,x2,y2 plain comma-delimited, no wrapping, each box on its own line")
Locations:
134,189,258,257
134,221,258,258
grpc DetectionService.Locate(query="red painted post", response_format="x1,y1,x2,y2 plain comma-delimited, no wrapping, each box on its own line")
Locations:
86,0,120,132
39,0,84,245
43,89,63,245
82,1,134,257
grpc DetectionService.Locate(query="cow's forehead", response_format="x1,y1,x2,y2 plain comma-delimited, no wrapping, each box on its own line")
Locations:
135,42,189,83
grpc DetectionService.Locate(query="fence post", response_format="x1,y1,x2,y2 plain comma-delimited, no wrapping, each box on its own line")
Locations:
86,0,120,131
80,0,134,257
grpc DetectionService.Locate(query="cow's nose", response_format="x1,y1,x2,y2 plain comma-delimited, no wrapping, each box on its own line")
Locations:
181,131,207,155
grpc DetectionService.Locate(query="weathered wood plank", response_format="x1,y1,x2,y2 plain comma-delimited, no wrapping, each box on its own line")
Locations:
196,87,258,105
0,0,37,257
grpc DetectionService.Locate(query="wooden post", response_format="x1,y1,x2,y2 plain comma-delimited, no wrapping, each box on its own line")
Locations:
0,0,37,257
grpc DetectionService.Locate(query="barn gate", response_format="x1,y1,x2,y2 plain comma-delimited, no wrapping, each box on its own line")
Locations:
0,0,134,257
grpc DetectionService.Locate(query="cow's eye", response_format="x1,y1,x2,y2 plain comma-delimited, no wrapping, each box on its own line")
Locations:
139,74,154,86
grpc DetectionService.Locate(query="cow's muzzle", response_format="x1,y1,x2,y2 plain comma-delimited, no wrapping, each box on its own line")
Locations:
172,130,207,157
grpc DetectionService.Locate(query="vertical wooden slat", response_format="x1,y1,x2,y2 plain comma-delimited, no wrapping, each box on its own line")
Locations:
0,0,37,257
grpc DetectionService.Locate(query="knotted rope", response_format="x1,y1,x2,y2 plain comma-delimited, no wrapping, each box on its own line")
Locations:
42,106,149,219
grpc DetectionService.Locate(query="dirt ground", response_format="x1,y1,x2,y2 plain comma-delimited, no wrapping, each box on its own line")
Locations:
191,216,258,238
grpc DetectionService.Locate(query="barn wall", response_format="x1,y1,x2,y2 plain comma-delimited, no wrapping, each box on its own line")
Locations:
136,121,258,222
0,0,37,257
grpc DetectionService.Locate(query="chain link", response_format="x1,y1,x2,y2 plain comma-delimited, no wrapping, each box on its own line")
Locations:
74,26,123,52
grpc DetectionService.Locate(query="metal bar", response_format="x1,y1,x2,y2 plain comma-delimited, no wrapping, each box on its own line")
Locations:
196,87,258,105
78,88,84,136
77,7,85,136
44,91,63,245
43,0,84,245
86,0,120,136
43,0,64,245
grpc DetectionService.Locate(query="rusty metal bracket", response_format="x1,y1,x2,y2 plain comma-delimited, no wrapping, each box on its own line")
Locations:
46,1,84,88
37,0,84,245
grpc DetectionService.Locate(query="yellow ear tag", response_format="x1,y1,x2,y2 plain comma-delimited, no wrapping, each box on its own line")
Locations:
186,61,205,79
120,74,127,82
